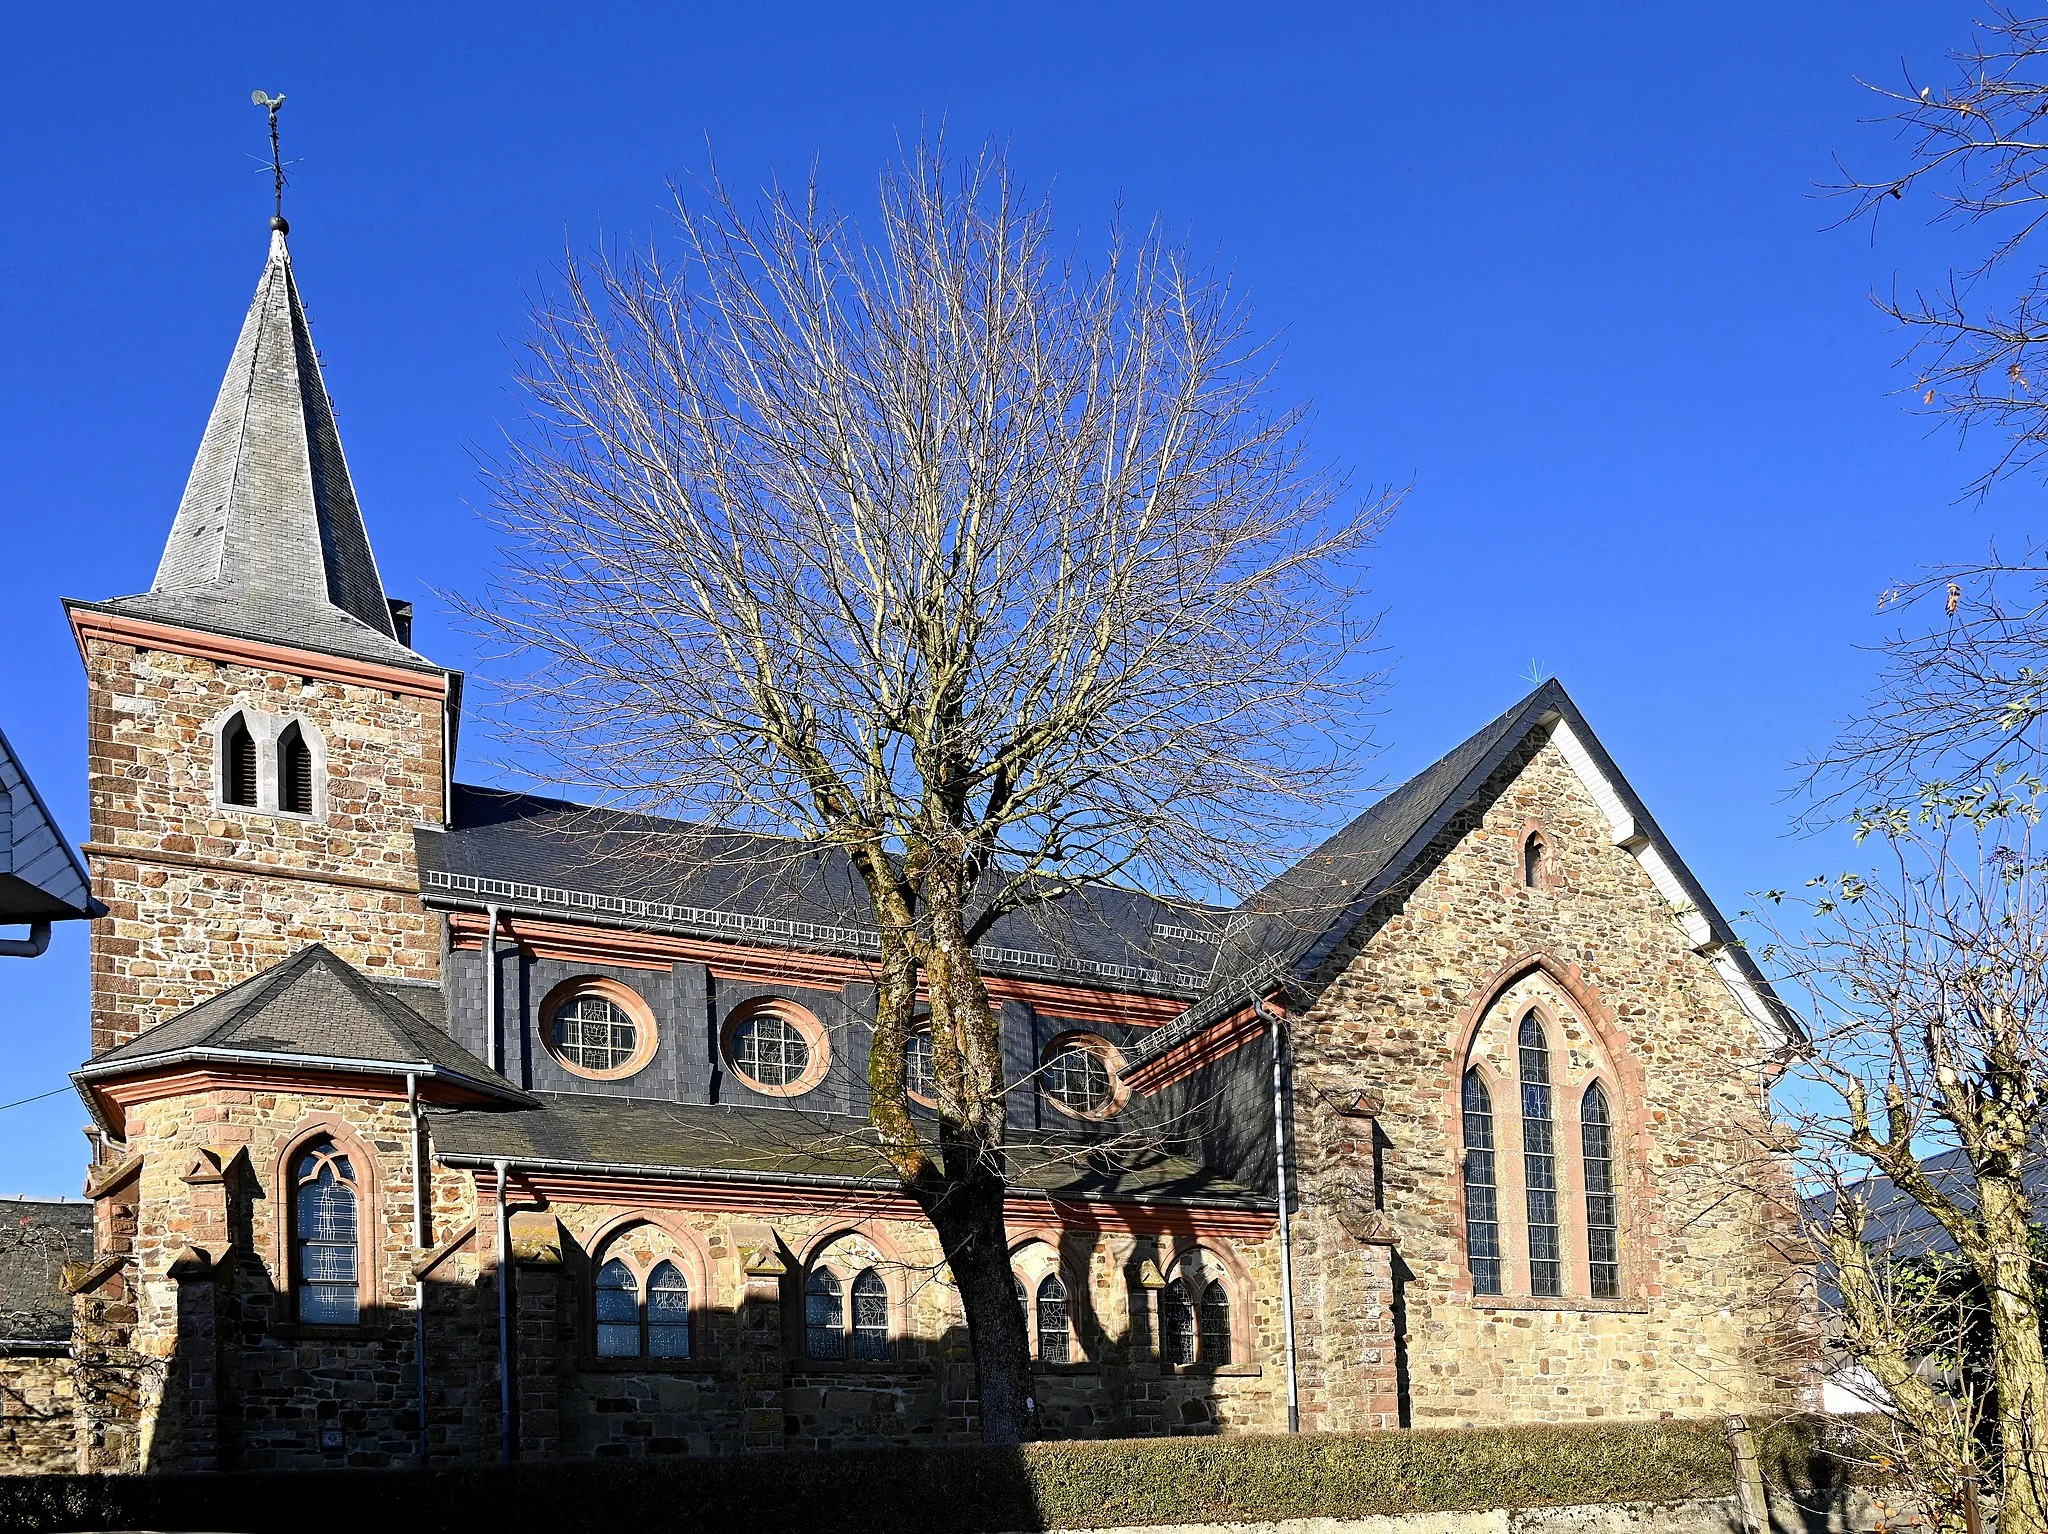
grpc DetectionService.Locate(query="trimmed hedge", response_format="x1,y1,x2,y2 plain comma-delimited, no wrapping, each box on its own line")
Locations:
0,1416,1871,1534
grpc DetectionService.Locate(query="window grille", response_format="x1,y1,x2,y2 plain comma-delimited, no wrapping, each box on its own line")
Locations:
1519,1013,1562,1297
293,1140,359,1324
805,1270,844,1360
1160,1277,1197,1366
851,1268,889,1360
1198,1280,1232,1365
1582,1082,1620,1299
595,1259,640,1357
1036,1273,1070,1364
732,1011,812,1089
554,994,638,1074
1462,1069,1502,1295
1042,1042,1115,1116
648,1261,691,1357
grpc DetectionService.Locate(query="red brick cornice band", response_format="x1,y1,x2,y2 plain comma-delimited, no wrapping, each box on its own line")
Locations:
66,605,449,699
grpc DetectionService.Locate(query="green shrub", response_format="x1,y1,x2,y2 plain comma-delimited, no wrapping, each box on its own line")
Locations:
0,1416,1873,1534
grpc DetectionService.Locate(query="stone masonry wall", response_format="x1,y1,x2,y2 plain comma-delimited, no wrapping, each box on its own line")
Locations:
1286,730,1812,1431
0,1353,77,1472
81,635,446,1054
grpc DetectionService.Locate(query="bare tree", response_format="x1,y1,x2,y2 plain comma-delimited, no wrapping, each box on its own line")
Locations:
464,141,1389,1443
1764,782,2048,1534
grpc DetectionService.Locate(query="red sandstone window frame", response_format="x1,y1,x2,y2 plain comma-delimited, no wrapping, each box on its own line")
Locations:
272,1119,382,1332
720,997,832,1098
1010,1238,1085,1366
581,1217,711,1368
1157,1241,1255,1374
539,976,660,1082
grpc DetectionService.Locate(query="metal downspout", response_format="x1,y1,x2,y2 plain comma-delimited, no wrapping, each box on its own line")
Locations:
408,1073,428,1466
483,904,503,1074
496,1158,513,1463
1254,994,1301,1433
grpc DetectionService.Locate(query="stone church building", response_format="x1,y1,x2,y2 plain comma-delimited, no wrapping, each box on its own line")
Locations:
24,218,1812,1473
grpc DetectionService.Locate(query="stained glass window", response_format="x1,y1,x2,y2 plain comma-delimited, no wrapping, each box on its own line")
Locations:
1198,1280,1232,1365
1519,1013,1562,1298
733,1011,812,1089
851,1268,889,1360
1462,1069,1502,1295
1582,1082,1620,1299
1043,1042,1115,1116
1161,1277,1197,1366
1036,1274,1070,1364
293,1140,359,1325
596,1259,640,1357
805,1269,845,1360
554,994,638,1074
648,1260,691,1357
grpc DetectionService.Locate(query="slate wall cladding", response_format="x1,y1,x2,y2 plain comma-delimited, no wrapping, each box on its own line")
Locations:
82,636,445,1056
1283,733,1811,1433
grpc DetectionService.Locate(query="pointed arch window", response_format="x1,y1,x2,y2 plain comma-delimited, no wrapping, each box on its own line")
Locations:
805,1269,844,1360
1198,1280,1232,1365
278,721,313,815
292,1138,359,1324
1461,1069,1502,1295
1523,832,1548,889
1035,1273,1070,1364
1582,1082,1620,1299
221,713,258,807
648,1261,692,1357
1160,1277,1197,1366
595,1259,640,1357
850,1268,889,1360
1519,1013,1562,1297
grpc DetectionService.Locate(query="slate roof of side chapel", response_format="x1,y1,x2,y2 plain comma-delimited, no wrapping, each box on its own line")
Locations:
79,943,527,1102
64,224,436,675
0,727,96,923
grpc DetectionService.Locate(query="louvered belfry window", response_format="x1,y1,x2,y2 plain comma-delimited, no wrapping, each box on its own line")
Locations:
1519,1013,1563,1298
278,721,313,814
221,713,258,807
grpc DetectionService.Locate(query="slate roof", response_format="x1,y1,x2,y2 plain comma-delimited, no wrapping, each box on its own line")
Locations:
0,1200,92,1347
1132,680,1792,1064
77,943,527,1103
417,785,1228,998
429,1093,1268,1209
78,223,433,674
0,727,95,923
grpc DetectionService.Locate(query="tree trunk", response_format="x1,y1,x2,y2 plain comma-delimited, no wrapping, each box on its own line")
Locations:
919,1163,1034,1444
1978,1177,2048,1534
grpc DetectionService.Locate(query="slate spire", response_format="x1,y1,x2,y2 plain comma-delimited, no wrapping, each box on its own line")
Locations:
150,219,397,641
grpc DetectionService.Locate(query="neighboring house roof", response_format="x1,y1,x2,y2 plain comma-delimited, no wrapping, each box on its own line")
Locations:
0,727,95,923
417,784,1229,1000
76,943,528,1105
1131,679,1796,1068
66,224,431,674
0,1200,92,1348
429,1093,1269,1210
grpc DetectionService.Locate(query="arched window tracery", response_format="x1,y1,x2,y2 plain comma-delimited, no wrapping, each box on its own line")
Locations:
1518,1012,1562,1298
1035,1273,1070,1364
292,1138,360,1324
1582,1082,1620,1299
1461,1069,1503,1295
850,1268,889,1360
647,1260,691,1357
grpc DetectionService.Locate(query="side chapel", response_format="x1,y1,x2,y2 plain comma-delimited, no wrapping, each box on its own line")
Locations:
42,216,1814,1473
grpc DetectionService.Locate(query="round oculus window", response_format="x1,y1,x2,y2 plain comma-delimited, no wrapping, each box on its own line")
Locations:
1041,1037,1125,1119
554,994,637,1073
724,1002,829,1095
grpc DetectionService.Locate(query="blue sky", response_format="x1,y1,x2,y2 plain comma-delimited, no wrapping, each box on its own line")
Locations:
0,3,2023,1196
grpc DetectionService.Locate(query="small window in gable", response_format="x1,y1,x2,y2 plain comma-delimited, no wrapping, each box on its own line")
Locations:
221,713,258,807
1523,832,1548,889
278,721,313,815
